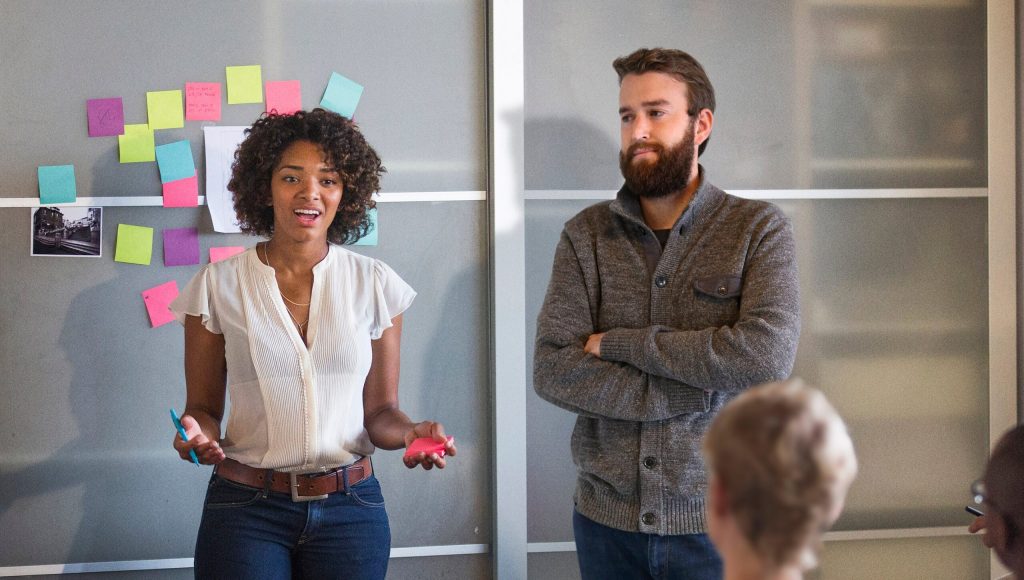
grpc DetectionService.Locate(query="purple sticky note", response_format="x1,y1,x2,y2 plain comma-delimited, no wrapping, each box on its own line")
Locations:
163,227,200,266
87,98,125,137
142,281,179,328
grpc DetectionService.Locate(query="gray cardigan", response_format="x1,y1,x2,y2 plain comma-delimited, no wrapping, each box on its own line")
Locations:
533,174,800,535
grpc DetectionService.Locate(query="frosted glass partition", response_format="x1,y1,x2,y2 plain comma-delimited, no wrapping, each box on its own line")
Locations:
524,0,986,190
525,197,988,540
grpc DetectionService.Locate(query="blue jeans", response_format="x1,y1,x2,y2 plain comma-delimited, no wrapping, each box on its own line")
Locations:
194,473,391,580
573,510,722,580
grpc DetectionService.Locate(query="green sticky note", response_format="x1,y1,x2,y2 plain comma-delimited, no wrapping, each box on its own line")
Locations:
226,65,263,104
351,208,377,246
38,164,77,204
115,223,154,265
118,124,155,163
147,90,184,130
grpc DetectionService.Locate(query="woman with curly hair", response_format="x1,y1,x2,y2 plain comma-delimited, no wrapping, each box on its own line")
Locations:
703,380,857,580
169,108,455,579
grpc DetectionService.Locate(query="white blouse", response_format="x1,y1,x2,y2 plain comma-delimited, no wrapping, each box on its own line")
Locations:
169,245,416,472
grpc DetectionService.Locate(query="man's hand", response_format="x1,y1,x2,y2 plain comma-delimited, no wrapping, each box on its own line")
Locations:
584,333,606,358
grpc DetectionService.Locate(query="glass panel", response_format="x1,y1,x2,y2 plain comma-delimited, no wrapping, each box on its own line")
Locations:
525,0,986,190
525,197,988,538
810,535,989,579
779,197,988,530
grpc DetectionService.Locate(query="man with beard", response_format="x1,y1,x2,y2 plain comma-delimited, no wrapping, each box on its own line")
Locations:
533,48,801,579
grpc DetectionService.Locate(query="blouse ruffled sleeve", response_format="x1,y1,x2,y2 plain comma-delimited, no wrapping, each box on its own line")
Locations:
169,265,223,334
370,260,416,340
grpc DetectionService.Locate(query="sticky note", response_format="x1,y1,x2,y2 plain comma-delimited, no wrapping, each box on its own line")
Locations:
163,227,200,266
86,97,124,137
118,124,156,163
320,72,363,119
147,90,184,130
265,80,301,115
185,82,221,121
155,140,196,183
114,223,154,265
226,65,263,104
142,281,179,328
162,175,199,207
351,208,377,246
210,246,245,263
37,165,77,204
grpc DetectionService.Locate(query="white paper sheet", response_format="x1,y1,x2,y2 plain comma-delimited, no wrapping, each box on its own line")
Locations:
202,126,248,233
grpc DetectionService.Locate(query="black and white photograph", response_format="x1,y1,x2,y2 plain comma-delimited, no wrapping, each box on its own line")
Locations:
31,206,102,257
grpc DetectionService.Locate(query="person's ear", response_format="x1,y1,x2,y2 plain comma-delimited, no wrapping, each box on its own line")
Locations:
695,108,714,148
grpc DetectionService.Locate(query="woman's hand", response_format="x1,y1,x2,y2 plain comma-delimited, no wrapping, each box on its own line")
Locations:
402,421,457,470
172,414,226,465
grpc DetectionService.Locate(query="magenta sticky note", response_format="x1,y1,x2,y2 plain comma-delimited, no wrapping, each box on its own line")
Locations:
162,175,199,207
266,80,302,115
185,82,222,121
142,281,179,328
163,227,200,267
210,246,245,263
86,98,125,137
403,436,454,459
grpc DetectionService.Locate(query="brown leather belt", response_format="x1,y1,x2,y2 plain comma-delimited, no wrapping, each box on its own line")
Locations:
215,456,373,502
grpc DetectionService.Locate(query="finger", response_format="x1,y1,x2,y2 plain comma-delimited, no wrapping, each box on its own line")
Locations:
431,423,447,441
445,438,457,457
432,455,447,469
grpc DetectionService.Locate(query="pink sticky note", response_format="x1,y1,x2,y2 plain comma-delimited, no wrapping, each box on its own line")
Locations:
163,228,200,266
162,175,199,207
210,246,246,263
87,97,125,137
142,281,179,328
185,82,222,121
403,436,454,459
265,80,302,115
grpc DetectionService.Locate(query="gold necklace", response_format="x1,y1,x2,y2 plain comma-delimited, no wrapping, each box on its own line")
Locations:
262,242,310,334
262,242,312,306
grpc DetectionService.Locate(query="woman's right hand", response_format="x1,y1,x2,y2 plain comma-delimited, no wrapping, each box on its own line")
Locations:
172,414,226,465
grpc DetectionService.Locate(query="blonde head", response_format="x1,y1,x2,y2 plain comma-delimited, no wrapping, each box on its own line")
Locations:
703,379,857,571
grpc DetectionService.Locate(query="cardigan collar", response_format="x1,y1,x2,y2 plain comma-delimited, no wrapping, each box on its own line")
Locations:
610,165,721,234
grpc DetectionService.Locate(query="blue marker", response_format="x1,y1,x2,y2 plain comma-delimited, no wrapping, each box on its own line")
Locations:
170,408,200,465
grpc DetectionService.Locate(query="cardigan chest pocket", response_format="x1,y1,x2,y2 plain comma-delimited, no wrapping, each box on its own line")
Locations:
691,274,742,327
693,275,742,299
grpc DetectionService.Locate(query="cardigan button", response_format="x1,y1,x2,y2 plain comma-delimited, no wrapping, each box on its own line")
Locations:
655,276,667,288
642,512,656,526
643,456,658,469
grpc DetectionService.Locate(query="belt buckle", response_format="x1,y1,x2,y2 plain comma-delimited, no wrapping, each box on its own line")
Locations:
290,472,328,502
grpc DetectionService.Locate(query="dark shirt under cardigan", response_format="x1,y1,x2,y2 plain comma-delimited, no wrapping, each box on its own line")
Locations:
533,171,801,536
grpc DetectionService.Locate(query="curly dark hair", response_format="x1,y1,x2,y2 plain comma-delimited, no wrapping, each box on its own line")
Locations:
228,108,384,244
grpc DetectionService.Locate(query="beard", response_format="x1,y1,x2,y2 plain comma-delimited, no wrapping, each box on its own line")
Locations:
619,121,696,199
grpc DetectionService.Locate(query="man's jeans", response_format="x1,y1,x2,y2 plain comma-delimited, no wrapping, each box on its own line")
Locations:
194,473,391,579
573,509,723,580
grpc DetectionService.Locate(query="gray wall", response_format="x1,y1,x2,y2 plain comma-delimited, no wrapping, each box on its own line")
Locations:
0,1,489,578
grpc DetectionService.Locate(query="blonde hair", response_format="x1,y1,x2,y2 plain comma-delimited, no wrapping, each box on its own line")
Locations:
703,379,857,570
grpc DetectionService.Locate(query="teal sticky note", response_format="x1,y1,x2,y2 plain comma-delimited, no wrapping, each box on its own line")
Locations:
352,208,377,246
38,165,77,204
155,140,196,184
320,72,363,119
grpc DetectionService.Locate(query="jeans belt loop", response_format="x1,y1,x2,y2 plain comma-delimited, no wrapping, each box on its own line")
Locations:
261,469,273,498
342,464,351,495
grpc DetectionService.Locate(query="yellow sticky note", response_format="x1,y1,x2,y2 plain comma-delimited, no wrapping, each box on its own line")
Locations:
226,65,263,104
147,90,184,130
114,223,154,265
118,124,156,163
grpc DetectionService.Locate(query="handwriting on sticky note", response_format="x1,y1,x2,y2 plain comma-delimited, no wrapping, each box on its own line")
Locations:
87,97,125,137
186,82,221,121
